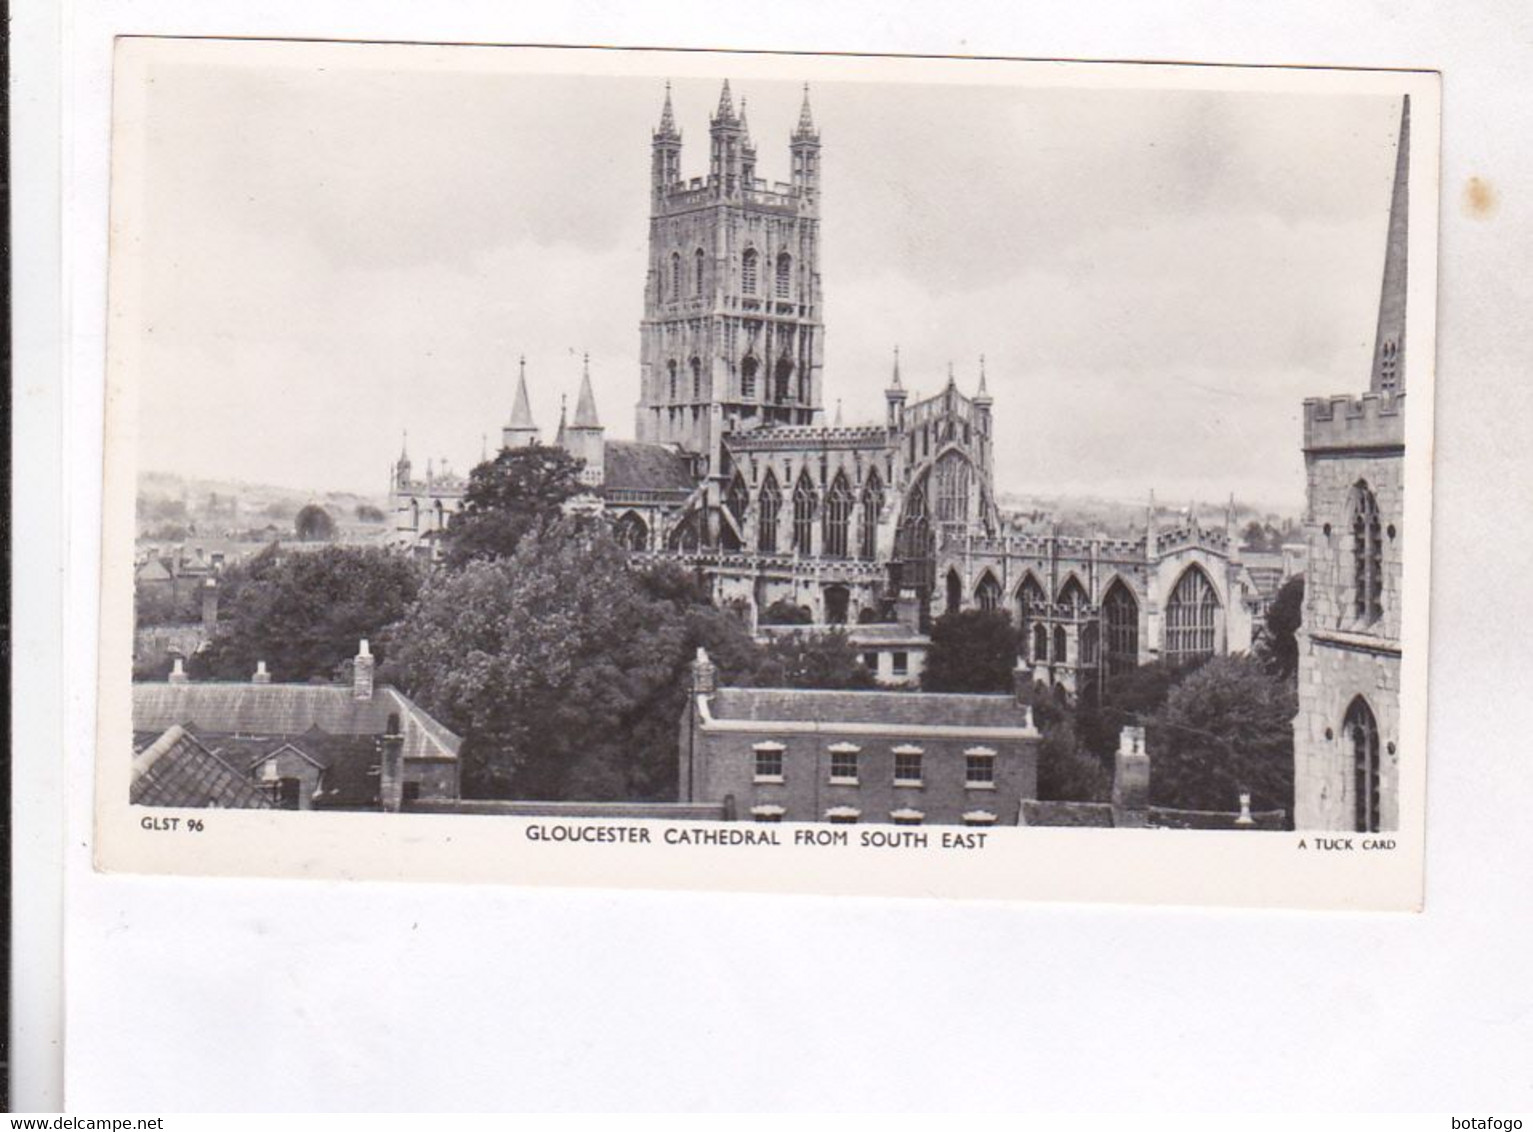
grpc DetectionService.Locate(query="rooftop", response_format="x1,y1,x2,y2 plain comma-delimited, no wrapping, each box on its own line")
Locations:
707,686,1034,732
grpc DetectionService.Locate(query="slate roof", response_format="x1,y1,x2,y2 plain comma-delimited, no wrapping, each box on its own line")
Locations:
602,441,697,493
132,681,460,763
708,687,1032,730
131,725,274,809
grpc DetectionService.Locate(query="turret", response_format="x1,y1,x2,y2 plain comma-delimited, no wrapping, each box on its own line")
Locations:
790,83,820,205
709,80,746,198
560,354,606,489
651,81,682,197
739,97,757,188
886,346,907,430
502,355,541,449
394,430,412,489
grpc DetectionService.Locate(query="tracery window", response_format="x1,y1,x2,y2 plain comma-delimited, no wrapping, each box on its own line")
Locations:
1351,482,1384,623
1345,696,1382,834
934,451,972,524
725,475,750,530
792,473,818,555
774,358,793,404
694,248,706,298
975,572,1002,611
690,357,702,401
1102,580,1140,676
859,471,883,559
1058,577,1089,618
670,252,682,302
1053,625,1068,666
757,471,781,553
741,355,758,399
614,511,649,551
1033,623,1048,663
667,359,678,402
1018,576,1046,662
741,248,758,294
894,478,934,592
1164,566,1219,665
775,252,792,299
823,473,852,559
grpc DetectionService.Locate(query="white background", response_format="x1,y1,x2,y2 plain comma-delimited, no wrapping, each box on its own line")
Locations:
12,0,1533,1112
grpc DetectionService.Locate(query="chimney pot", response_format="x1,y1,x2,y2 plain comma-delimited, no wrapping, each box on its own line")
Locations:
1236,792,1255,826
253,660,270,685
353,639,376,700
168,657,188,685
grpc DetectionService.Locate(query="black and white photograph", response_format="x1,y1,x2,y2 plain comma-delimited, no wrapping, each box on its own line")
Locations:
96,39,1437,907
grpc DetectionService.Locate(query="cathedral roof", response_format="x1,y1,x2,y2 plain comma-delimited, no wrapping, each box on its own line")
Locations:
602,440,697,493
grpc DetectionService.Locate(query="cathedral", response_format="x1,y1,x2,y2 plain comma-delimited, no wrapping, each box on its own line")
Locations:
1292,98,1411,833
390,81,1272,696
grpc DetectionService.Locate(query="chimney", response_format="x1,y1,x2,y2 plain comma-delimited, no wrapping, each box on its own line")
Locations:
252,660,271,685
692,647,717,696
201,578,219,638
379,711,405,812
1013,661,1032,706
168,657,188,685
353,639,375,701
1235,792,1255,827
1112,725,1150,827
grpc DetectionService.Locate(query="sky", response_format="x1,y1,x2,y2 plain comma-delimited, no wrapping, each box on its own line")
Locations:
129,44,1409,512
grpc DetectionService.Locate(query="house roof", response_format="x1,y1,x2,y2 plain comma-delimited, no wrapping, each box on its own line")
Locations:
132,681,460,762
707,687,1032,731
603,441,697,493
131,724,274,809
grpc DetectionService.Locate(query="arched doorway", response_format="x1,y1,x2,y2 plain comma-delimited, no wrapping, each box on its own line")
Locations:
946,569,963,615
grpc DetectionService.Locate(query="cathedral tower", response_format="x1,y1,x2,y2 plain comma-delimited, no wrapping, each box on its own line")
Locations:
1293,97,1410,833
635,81,826,474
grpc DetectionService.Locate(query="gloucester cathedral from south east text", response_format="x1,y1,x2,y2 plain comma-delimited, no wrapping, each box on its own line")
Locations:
390,81,1266,696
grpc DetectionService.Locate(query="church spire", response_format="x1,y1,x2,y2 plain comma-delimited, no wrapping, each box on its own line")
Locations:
572,352,601,429
793,83,818,141
502,355,540,448
714,79,737,123
1370,95,1410,396
974,354,992,405
656,80,679,139
890,345,904,391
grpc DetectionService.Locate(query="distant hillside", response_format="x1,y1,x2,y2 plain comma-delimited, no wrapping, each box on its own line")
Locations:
137,469,392,540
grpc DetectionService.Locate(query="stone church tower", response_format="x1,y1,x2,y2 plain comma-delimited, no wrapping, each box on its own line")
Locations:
635,81,825,475
1293,97,1411,833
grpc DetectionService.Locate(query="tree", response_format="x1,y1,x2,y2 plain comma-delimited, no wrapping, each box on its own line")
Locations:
1073,659,1190,762
760,598,813,625
1149,655,1297,816
188,546,422,683
134,580,200,628
355,503,387,523
1241,519,1270,552
443,445,586,567
922,609,1017,693
1257,574,1304,680
294,504,336,542
753,630,876,690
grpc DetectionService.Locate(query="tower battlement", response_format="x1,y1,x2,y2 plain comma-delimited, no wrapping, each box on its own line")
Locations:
1302,392,1406,453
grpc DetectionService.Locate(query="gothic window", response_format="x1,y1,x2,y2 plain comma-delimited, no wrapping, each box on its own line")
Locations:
614,511,649,551
1102,580,1140,677
774,358,793,404
792,473,818,554
823,472,852,559
1018,576,1046,661
667,359,678,402
670,252,682,302
1058,576,1089,618
725,475,750,529
894,478,934,592
946,569,962,615
975,572,1002,611
694,248,706,298
776,252,792,299
1164,566,1219,665
1345,696,1382,834
741,355,758,399
1079,622,1100,668
691,357,703,401
758,471,781,553
1053,625,1068,666
1351,482,1384,623
859,471,884,560
934,451,972,524
742,247,758,294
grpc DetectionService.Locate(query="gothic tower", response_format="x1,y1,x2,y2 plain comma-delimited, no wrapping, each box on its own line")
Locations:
635,81,826,476
1293,96,1410,833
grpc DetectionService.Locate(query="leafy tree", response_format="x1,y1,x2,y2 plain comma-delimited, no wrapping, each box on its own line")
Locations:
294,503,336,542
187,546,422,683
144,522,189,541
760,598,813,625
134,580,200,628
922,609,1017,693
753,630,876,690
1241,519,1270,552
264,500,296,521
1149,655,1297,815
1073,659,1190,762
1257,574,1304,680
443,444,586,567
355,503,387,523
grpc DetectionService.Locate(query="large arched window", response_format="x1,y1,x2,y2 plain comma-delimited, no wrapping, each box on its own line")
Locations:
1080,622,1100,669
975,572,1002,612
774,358,793,404
894,478,934,592
792,473,818,555
690,357,703,401
741,248,758,295
694,248,706,298
725,474,749,529
823,472,852,559
946,569,963,615
741,355,758,399
859,471,883,560
1102,580,1139,676
667,359,678,402
775,252,792,299
1351,482,1384,623
1053,625,1069,666
934,451,972,524
1344,696,1382,833
1018,575,1046,662
1165,566,1219,664
670,252,682,302
757,471,781,553
614,511,648,551
1058,576,1089,618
